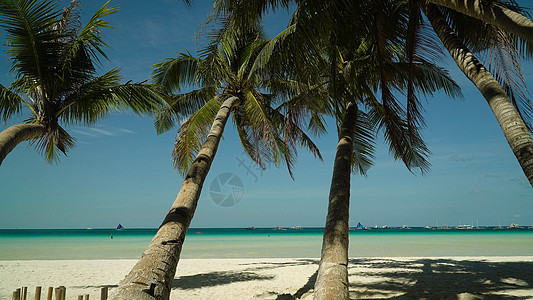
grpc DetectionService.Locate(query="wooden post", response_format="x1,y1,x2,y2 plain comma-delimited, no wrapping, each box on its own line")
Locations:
35,286,42,300
46,287,53,300
22,287,27,300
60,286,66,300
84,294,90,300
78,296,84,300
100,287,108,300
13,289,20,300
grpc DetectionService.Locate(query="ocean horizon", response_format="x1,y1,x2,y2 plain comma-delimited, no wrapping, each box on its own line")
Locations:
1,227,532,260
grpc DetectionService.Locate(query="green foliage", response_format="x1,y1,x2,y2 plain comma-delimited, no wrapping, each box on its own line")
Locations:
152,17,322,176
433,1,533,131
0,0,165,163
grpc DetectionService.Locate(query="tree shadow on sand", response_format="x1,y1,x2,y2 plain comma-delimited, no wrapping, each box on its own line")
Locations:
276,269,318,300
348,258,533,299
240,259,318,272
172,271,274,290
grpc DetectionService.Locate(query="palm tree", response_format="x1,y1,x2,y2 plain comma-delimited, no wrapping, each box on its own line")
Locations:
0,0,163,166
409,2,533,186
307,3,463,298
109,19,321,300
214,0,533,190
211,1,461,298
425,0,533,44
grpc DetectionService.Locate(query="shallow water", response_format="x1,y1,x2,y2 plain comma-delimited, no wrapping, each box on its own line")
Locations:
0,228,532,259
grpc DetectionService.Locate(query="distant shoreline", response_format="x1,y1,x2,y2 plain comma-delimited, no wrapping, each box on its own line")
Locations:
1,225,532,230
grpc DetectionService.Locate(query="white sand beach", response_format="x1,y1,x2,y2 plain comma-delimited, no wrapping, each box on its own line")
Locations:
2,257,533,299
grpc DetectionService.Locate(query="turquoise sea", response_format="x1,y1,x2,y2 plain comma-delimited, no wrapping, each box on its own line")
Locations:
1,227,532,260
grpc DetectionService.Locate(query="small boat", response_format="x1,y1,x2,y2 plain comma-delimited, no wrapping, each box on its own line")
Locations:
380,225,389,229
456,225,474,230
507,223,523,229
86,228,94,230
273,226,286,231
355,222,364,230
116,224,124,230
290,226,303,230
401,225,411,229
424,226,432,229
246,227,257,230
494,220,504,230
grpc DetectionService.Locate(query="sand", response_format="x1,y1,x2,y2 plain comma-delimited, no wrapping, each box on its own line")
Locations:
2,257,533,299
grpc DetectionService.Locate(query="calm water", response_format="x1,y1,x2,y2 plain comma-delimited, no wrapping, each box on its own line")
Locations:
1,227,532,260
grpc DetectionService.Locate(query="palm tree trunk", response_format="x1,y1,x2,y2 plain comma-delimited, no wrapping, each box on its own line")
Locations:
424,3,533,187
0,123,47,166
426,0,533,44
314,102,357,300
108,96,240,300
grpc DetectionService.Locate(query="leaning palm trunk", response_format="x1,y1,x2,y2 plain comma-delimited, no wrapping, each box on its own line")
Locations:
425,3,533,187
426,0,533,44
0,123,47,166
314,102,357,300
109,96,240,300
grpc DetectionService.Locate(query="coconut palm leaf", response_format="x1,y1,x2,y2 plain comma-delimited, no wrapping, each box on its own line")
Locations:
0,0,62,96
242,90,290,169
58,69,163,125
29,122,75,163
0,1,165,164
351,107,376,176
154,86,219,134
435,4,533,130
61,0,118,68
172,96,222,174
152,52,202,92
0,83,25,121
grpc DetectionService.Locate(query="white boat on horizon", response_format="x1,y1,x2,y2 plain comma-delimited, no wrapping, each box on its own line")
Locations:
508,223,523,229
456,225,474,230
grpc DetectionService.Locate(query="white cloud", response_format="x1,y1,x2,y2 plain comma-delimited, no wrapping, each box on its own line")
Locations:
70,127,134,138
90,128,114,136
118,128,135,134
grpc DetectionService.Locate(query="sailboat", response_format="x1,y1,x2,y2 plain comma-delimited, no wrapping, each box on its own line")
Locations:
494,219,504,230
116,224,125,230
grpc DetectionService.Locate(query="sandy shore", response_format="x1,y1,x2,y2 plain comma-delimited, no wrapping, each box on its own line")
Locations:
1,257,533,299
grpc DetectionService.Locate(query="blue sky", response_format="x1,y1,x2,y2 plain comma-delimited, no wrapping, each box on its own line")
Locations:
0,0,532,229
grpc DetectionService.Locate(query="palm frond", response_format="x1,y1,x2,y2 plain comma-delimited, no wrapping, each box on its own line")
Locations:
0,0,63,99
172,97,222,174
271,106,322,162
379,81,431,174
28,121,75,163
345,107,376,176
241,90,292,172
59,68,164,125
62,0,119,66
0,83,25,121
152,52,202,92
154,86,218,134
482,26,533,131
398,61,463,99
